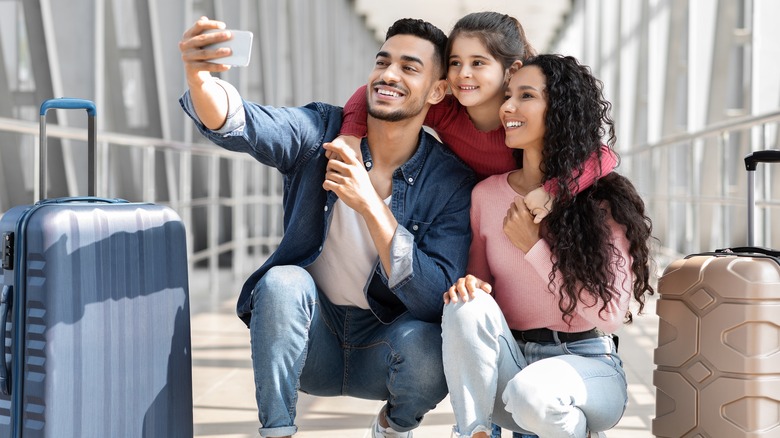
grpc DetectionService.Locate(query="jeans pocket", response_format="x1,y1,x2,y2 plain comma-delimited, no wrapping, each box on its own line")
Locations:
561,336,623,369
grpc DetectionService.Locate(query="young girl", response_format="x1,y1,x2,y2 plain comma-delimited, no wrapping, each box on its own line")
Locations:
336,12,617,221
441,54,655,438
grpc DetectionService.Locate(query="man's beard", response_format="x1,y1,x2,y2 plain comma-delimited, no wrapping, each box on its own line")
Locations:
367,82,425,122
368,105,421,122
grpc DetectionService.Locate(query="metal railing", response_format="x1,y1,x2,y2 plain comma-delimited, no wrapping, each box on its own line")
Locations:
620,111,780,268
2,110,779,295
0,116,284,304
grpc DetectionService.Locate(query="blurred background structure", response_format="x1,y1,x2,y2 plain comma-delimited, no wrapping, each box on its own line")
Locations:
0,0,778,436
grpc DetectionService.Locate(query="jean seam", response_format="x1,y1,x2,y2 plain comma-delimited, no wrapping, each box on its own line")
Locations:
490,332,524,430
386,343,401,424
342,307,352,394
500,333,524,368
290,295,317,420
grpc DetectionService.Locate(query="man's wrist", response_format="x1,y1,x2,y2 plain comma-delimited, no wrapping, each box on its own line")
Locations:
359,195,387,218
186,70,216,89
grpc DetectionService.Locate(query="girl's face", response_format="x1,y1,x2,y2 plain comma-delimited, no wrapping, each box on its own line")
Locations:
500,65,547,151
447,35,507,109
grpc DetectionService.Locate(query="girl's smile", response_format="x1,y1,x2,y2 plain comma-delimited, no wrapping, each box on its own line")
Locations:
447,36,507,110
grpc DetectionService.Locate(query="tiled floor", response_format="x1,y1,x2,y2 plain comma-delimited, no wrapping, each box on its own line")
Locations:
190,274,658,437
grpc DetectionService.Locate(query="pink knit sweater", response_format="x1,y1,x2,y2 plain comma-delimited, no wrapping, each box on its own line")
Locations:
468,173,633,333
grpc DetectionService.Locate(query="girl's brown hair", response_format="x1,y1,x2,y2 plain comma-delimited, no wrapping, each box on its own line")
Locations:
445,11,537,70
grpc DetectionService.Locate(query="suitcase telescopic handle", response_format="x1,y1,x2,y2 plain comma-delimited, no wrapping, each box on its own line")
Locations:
744,150,780,246
744,150,780,171
37,98,98,202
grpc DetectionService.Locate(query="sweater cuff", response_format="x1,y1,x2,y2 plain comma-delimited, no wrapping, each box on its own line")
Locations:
339,121,368,138
525,238,555,278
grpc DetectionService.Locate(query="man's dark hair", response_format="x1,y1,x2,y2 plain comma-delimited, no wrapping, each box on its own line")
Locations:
385,18,447,79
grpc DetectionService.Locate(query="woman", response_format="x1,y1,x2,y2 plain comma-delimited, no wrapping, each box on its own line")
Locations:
441,54,654,438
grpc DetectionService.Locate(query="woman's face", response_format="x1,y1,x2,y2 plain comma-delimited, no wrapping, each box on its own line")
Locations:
500,65,547,151
447,35,507,109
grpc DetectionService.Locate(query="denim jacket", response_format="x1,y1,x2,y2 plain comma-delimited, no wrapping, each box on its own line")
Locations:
180,81,475,326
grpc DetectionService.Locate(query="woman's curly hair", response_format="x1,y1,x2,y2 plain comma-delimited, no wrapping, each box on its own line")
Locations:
520,54,655,324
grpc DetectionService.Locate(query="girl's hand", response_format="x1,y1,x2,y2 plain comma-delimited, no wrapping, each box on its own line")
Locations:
523,186,553,224
443,274,492,304
325,135,362,162
503,197,541,253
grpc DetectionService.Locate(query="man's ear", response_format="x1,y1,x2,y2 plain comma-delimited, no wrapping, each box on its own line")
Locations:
427,79,448,105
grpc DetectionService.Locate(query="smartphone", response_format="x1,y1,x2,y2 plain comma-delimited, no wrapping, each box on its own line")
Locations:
204,29,253,67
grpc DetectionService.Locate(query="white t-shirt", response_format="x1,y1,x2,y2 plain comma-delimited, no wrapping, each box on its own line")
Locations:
305,197,391,308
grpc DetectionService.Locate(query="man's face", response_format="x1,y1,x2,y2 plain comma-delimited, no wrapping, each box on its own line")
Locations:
366,34,441,122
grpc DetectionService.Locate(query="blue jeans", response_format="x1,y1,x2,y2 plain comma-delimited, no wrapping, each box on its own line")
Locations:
250,266,448,437
491,423,529,438
442,291,627,438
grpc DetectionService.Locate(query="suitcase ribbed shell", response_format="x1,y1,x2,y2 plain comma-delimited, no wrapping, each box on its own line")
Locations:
654,254,780,438
0,201,193,437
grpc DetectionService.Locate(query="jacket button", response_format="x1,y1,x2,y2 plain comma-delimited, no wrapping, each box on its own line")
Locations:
412,224,419,231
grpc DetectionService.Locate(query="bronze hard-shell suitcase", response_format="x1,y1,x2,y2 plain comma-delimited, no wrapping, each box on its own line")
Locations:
653,150,780,438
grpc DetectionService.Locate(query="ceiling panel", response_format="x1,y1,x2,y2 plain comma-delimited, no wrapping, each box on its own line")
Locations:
353,0,572,53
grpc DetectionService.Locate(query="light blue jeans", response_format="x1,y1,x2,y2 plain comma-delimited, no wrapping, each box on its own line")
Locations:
250,266,448,437
442,291,627,438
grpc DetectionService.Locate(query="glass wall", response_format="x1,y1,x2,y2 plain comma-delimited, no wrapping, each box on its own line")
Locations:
552,0,780,260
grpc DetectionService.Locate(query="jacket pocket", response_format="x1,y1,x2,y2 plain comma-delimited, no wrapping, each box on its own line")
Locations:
407,219,432,240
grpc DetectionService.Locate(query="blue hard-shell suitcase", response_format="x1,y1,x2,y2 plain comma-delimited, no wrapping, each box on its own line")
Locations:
0,99,193,437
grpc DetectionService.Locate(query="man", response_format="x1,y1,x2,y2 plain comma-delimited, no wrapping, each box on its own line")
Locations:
179,16,475,438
